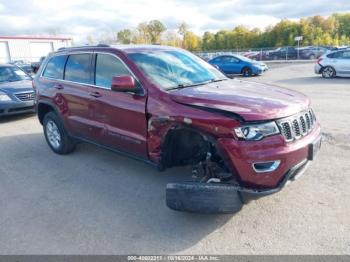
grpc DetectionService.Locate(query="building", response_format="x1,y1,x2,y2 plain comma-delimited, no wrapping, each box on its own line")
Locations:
0,36,72,63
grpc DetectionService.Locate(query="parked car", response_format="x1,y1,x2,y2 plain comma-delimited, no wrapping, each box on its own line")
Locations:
34,45,321,213
299,46,328,59
31,56,46,74
249,50,270,61
315,48,350,78
208,54,268,76
267,46,298,60
9,60,34,75
0,64,35,116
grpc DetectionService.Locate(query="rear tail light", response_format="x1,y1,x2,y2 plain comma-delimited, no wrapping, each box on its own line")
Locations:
316,58,323,64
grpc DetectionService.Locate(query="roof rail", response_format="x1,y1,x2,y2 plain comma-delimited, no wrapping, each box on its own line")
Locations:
56,44,111,51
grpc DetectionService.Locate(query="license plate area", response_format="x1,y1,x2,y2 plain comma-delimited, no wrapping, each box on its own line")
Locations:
308,136,322,160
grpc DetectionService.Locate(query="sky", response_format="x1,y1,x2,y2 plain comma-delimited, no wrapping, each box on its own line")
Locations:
0,0,350,43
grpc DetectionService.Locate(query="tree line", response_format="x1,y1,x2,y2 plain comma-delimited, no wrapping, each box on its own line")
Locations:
89,13,350,51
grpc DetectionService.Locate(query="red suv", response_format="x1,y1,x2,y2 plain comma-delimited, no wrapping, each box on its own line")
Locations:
33,45,321,213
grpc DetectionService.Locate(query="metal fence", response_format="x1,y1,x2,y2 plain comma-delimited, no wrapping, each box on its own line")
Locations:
195,45,349,61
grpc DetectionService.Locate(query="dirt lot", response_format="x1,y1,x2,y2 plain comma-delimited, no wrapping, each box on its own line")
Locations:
0,63,349,254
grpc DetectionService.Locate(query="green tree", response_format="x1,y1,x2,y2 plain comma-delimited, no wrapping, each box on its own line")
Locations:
117,29,132,44
147,20,167,44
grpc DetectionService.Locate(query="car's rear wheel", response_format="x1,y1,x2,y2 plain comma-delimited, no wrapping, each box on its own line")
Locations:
322,66,336,78
309,54,316,60
43,112,76,154
242,67,252,77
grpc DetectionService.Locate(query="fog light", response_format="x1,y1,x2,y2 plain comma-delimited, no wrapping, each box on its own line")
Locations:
252,160,280,173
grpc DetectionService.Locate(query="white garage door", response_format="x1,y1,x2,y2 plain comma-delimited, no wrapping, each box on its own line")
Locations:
30,42,53,61
0,42,10,63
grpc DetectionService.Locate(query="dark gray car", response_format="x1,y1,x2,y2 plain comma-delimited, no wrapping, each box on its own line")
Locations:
0,64,35,116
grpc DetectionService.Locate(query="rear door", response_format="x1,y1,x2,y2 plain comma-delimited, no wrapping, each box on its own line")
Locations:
91,52,148,158
59,53,102,140
337,51,350,76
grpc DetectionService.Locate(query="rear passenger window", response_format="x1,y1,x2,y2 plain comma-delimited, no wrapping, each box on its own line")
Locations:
43,55,67,79
64,54,92,84
95,54,131,88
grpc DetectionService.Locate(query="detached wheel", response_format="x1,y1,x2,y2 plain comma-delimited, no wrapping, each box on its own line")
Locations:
43,112,76,154
322,66,336,78
242,67,252,77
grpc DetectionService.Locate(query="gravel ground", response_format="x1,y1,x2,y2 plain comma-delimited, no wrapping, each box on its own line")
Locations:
0,63,349,254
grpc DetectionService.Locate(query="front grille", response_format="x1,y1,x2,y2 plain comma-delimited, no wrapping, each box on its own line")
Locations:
277,109,316,142
15,92,35,101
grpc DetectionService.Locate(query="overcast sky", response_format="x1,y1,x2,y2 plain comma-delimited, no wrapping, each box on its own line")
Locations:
0,0,350,43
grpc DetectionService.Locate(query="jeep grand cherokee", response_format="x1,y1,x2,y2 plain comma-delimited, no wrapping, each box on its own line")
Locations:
33,45,321,213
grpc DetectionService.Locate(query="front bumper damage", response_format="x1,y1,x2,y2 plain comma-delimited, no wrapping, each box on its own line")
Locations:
166,158,312,213
166,133,322,213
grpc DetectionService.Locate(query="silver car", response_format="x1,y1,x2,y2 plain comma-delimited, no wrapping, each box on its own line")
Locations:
315,48,350,78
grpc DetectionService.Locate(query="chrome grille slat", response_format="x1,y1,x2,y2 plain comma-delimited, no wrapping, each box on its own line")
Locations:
277,109,316,142
15,92,35,102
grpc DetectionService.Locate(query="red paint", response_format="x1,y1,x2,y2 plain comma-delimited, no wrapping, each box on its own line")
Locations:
34,45,321,190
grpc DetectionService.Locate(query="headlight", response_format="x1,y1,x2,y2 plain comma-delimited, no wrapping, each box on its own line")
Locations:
234,121,280,141
0,91,12,101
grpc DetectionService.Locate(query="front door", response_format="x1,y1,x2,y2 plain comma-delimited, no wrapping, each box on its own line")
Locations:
90,53,148,158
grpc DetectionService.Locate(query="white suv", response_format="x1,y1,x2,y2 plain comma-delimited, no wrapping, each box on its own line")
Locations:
315,49,350,78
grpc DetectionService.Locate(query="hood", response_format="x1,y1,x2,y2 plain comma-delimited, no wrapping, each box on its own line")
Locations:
0,80,33,94
169,79,310,121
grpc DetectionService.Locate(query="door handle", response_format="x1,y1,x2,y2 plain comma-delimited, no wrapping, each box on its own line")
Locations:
89,91,102,98
53,84,64,89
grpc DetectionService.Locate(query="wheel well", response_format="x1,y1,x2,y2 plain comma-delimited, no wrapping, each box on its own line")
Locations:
38,103,54,124
241,66,251,74
160,128,229,170
160,128,209,168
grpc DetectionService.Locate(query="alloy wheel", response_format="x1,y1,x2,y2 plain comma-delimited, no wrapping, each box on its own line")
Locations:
46,120,61,149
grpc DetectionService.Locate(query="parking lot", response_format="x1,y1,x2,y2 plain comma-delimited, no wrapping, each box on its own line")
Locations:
0,62,349,255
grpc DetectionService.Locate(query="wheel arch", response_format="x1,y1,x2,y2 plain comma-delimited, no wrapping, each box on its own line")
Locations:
37,101,56,125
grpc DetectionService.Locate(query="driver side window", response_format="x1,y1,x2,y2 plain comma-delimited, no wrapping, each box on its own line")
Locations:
95,54,131,89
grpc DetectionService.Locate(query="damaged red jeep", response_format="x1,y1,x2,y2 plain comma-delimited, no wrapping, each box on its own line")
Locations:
34,45,321,213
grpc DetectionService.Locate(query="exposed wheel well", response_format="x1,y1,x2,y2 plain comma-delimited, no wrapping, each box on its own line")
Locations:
160,128,228,169
38,103,54,124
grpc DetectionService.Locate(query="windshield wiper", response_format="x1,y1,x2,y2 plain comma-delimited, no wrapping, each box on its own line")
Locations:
166,78,228,91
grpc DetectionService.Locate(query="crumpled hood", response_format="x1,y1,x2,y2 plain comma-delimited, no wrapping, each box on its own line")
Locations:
0,80,33,94
169,79,310,121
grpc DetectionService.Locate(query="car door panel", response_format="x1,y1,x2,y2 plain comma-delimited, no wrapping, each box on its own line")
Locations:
92,89,148,157
92,53,148,158
60,53,104,141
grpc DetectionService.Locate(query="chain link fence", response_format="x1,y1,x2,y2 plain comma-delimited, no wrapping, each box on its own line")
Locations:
195,45,349,61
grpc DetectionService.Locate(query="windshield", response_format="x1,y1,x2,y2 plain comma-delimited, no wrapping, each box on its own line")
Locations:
235,54,253,62
0,66,31,82
128,50,227,90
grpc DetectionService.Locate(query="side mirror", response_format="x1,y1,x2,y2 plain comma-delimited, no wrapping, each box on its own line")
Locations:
111,75,137,93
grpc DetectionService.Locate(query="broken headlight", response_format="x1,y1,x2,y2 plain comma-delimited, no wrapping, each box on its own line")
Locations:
234,121,280,141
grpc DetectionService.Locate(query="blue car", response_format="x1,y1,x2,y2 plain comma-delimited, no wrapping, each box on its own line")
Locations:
208,54,268,76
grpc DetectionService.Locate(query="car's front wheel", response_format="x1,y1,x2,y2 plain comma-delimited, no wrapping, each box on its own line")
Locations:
241,67,252,77
43,112,76,154
322,66,336,78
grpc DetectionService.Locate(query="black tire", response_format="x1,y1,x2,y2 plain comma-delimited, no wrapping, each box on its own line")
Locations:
43,111,76,154
166,182,243,214
241,67,252,77
321,66,336,78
